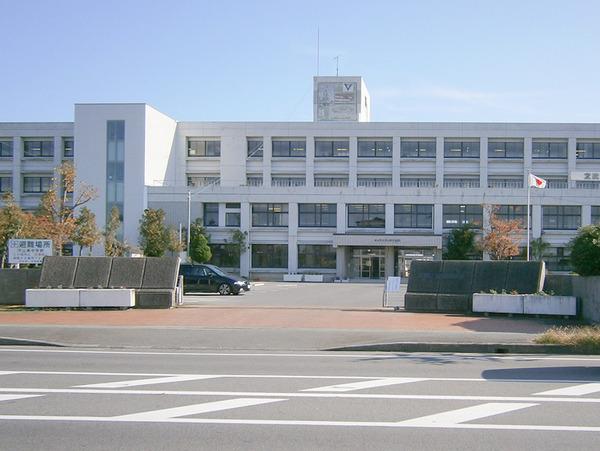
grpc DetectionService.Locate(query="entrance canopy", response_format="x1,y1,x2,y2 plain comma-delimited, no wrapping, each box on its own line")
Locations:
332,233,442,249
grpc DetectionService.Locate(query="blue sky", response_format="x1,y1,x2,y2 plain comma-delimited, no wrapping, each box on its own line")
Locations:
2,0,599,123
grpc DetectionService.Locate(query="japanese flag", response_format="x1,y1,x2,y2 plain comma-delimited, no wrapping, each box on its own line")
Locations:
528,173,547,189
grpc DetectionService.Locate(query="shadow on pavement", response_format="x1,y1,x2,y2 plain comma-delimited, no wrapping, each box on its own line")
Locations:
453,316,579,333
482,366,600,381
354,353,504,365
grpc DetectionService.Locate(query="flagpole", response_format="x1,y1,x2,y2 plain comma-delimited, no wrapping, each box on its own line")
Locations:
526,172,531,262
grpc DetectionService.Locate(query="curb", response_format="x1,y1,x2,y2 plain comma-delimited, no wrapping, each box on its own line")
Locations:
0,337,65,347
326,342,578,354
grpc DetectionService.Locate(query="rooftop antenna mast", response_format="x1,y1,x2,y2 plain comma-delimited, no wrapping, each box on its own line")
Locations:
334,55,340,76
316,26,320,76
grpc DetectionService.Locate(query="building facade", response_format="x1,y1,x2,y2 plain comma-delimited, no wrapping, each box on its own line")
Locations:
1,77,599,279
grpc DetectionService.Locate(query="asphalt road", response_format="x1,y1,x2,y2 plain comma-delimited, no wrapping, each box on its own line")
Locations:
1,347,600,450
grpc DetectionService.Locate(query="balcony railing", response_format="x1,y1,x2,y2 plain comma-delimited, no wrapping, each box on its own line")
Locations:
576,181,600,189
314,179,349,187
546,181,569,189
271,178,306,187
399,179,435,188
357,179,393,188
246,178,263,187
488,180,524,189
443,180,480,188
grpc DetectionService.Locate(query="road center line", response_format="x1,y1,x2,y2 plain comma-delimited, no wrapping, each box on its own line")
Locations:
76,375,217,389
114,398,286,420
398,402,537,426
303,377,424,392
534,383,600,396
0,394,43,402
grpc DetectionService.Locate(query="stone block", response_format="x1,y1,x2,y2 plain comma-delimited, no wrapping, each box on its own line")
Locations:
79,289,135,308
436,293,471,312
472,261,508,293
506,261,544,294
109,258,146,288
404,292,437,311
73,257,112,288
472,293,524,314
523,295,577,316
135,289,175,308
141,257,181,289
25,288,80,308
438,261,476,295
407,261,442,293
38,256,78,288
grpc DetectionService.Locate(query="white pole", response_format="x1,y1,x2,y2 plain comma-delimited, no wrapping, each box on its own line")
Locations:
186,190,191,253
526,173,531,261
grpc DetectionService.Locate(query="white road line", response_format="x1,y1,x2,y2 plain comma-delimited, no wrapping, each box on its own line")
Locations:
2,387,600,404
1,414,600,432
2,348,600,362
0,371,16,376
114,398,286,420
535,383,600,396
303,377,424,392
0,394,43,402
398,402,537,426
76,375,217,389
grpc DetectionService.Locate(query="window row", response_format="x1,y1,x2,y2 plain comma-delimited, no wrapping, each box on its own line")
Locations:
185,137,600,160
251,244,336,269
0,138,73,158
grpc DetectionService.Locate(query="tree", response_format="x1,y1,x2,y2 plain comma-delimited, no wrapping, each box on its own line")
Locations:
139,208,170,257
72,207,101,255
35,162,97,255
569,225,600,276
166,226,184,254
189,219,211,264
104,206,129,257
481,208,523,260
0,193,28,266
444,225,478,260
530,237,551,261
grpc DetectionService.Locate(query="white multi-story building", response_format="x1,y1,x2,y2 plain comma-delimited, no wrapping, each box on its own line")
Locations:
1,76,599,279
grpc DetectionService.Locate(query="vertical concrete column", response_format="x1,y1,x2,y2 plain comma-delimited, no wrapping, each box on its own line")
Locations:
482,205,491,261
567,137,577,188
239,202,251,277
335,246,347,279
263,136,272,188
435,137,444,188
218,202,226,227
53,136,62,169
582,204,592,226
12,136,22,203
532,205,542,238
336,202,346,233
524,137,533,179
392,136,401,189
288,202,298,273
385,203,394,234
479,136,488,189
434,203,443,235
384,246,395,278
349,136,358,188
305,135,314,187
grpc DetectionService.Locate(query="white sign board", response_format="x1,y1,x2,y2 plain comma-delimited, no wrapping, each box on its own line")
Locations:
316,82,358,121
571,171,600,181
385,276,403,292
8,239,53,264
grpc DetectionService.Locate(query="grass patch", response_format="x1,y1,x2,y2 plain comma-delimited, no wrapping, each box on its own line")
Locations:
535,326,600,353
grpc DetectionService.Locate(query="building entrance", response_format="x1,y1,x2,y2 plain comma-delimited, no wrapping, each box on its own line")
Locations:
395,248,436,278
350,248,385,279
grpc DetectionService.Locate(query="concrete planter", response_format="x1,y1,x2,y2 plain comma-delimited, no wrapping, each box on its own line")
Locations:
283,274,303,282
26,289,80,308
79,289,135,308
523,295,577,316
304,274,324,283
472,293,524,314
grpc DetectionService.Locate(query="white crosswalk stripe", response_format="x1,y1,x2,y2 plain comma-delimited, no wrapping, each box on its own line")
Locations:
535,383,600,396
0,394,43,402
303,377,424,392
76,375,217,388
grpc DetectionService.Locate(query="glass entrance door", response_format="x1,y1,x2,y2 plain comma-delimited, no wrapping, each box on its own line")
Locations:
351,248,385,279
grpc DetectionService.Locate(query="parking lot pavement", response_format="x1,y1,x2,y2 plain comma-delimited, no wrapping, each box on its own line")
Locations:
183,282,405,310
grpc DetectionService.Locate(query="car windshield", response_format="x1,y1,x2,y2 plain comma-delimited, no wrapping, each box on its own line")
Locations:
205,264,230,278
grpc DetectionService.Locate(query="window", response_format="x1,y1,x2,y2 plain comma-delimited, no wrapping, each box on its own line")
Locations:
247,139,263,158
188,139,220,157
443,177,480,188
400,140,436,158
592,206,600,224
271,176,305,187
0,140,13,157
226,203,240,208
314,177,348,187
394,204,433,228
203,203,219,227
315,139,349,157
347,204,385,228
23,139,53,158
444,140,480,158
357,177,392,187
272,140,306,157
488,140,524,158
298,203,336,227
488,177,523,188
545,247,572,272
532,140,567,159
298,244,336,269
495,205,528,227
0,176,12,192
225,212,240,227
63,138,74,158
252,244,288,268
187,176,220,187
542,205,581,230
23,176,52,193
252,203,288,227
576,141,600,159
106,120,125,239
442,205,483,228
358,139,392,158
209,244,240,268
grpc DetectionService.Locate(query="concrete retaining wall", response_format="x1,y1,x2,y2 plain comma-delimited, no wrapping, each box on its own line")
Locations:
545,274,600,323
0,269,42,305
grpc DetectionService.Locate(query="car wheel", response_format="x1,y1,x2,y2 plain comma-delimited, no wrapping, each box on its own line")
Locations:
218,283,231,296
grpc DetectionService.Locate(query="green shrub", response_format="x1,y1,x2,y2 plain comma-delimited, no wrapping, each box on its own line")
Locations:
569,225,600,276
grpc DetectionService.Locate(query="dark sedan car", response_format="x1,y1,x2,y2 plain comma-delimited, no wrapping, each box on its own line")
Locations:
179,264,250,295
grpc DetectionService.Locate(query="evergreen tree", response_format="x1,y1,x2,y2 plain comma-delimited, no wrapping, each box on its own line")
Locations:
72,207,101,255
139,208,170,257
569,225,600,276
444,224,478,260
189,219,212,263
